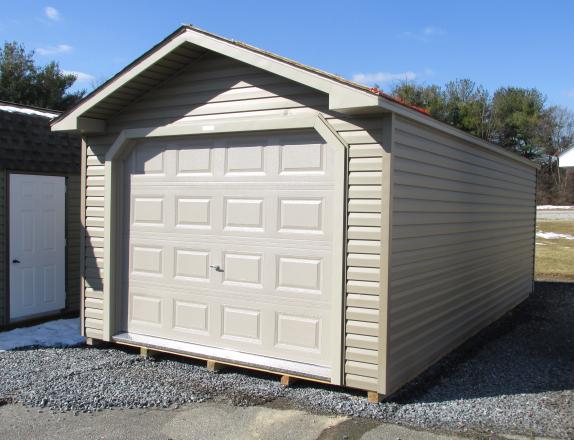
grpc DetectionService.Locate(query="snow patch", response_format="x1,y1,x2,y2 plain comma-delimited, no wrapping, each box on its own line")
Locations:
537,205,574,210
0,318,84,352
536,231,574,240
0,104,59,119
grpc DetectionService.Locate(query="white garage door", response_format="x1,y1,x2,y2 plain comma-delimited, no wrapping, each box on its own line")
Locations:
122,130,344,377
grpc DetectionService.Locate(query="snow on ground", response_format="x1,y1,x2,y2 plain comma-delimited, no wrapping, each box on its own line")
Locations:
0,104,59,119
0,318,84,352
536,231,574,240
537,205,574,210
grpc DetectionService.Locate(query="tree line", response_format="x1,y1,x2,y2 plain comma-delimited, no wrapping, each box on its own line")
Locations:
1,41,572,203
391,80,574,204
0,42,84,110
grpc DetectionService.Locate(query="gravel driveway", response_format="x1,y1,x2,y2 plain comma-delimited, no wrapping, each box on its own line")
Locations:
1,282,573,439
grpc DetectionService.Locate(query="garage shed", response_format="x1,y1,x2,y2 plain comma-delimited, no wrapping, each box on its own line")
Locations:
0,101,81,327
52,26,537,400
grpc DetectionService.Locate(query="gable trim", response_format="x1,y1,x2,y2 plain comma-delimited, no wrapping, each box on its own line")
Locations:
52,27,379,133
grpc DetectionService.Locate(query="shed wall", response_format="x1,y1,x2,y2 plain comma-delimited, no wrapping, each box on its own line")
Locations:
81,52,386,390
387,115,536,393
66,174,82,312
0,170,5,324
0,109,81,326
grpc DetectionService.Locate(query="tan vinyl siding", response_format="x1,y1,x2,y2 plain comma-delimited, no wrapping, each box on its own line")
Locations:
82,53,384,390
83,139,106,339
386,115,536,394
0,170,5,324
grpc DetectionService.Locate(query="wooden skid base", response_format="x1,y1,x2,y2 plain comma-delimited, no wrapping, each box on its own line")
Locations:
139,347,160,359
367,391,381,403
110,336,381,402
280,375,299,386
206,360,223,373
85,337,104,347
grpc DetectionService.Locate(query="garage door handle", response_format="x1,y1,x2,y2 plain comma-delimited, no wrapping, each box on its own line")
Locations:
12,259,20,264
209,265,223,272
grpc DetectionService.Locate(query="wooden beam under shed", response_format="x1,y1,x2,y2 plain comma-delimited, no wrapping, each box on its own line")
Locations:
139,347,158,359
367,391,381,403
206,360,223,373
280,375,298,387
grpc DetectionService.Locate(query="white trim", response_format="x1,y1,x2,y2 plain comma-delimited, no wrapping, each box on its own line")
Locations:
113,332,331,380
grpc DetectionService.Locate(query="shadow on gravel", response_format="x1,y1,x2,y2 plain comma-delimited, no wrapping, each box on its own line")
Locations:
118,280,573,406
196,281,574,407
384,281,574,404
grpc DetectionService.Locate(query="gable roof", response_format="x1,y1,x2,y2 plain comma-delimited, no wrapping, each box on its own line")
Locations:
52,25,537,169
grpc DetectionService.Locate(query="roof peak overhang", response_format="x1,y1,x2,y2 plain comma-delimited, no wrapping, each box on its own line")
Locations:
51,25,537,169
51,25,387,133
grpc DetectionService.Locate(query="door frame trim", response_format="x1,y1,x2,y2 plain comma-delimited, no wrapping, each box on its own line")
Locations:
103,113,348,384
7,171,68,322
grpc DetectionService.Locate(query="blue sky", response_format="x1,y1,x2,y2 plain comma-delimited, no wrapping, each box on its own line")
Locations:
1,1,573,110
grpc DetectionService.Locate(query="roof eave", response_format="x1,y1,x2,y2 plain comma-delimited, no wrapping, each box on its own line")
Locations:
51,26,382,133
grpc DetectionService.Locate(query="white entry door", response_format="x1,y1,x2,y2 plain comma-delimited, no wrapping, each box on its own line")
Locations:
10,174,66,320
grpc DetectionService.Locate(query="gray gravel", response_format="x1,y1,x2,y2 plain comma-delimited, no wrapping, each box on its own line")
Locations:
1,282,573,438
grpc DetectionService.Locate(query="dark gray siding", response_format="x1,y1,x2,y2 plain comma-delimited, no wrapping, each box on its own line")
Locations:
0,107,81,326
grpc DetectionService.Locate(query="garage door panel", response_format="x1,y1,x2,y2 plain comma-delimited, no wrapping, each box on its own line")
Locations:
129,293,163,327
133,143,166,175
176,147,214,176
173,300,209,334
223,197,264,231
132,197,165,226
124,130,343,373
279,142,325,175
175,196,212,229
128,241,334,303
225,143,266,175
223,252,263,287
276,256,322,293
131,246,164,276
278,198,323,234
276,313,321,352
128,190,334,241
222,306,262,343
174,248,211,281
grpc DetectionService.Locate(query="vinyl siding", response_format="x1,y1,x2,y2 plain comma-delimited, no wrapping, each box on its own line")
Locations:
82,52,385,389
0,170,5,325
386,115,536,394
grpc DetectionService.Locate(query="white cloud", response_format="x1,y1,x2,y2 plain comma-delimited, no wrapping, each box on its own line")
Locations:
401,26,446,42
63,70,96,83
36,44,73,56
352,71,417,85
44,6,61,21
567,89,574,98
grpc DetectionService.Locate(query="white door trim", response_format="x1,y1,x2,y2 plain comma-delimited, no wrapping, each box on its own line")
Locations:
9,173,66,321
102,113,348,384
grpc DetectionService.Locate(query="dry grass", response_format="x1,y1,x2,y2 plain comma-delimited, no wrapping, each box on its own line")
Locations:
535,220,574,281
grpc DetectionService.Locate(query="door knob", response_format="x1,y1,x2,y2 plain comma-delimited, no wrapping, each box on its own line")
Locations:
209,265,223,272
12,259,20,264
